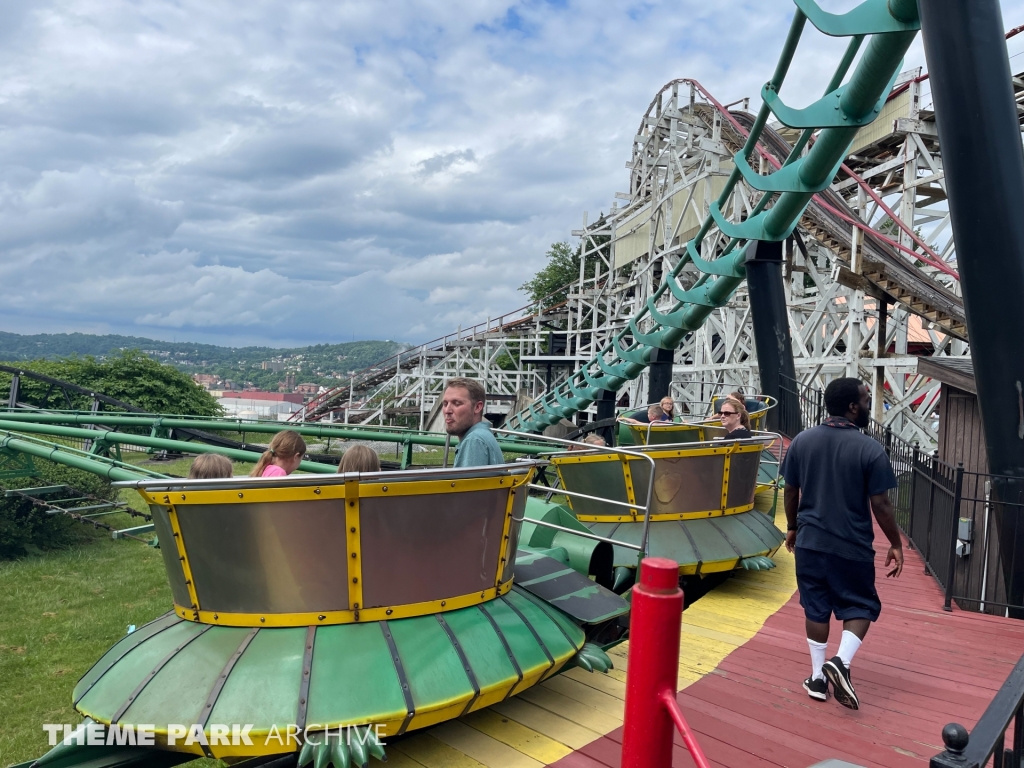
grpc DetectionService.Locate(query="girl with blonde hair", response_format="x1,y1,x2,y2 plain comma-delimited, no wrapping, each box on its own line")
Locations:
188,453,234,479
338,444,381,473
249,430,307,477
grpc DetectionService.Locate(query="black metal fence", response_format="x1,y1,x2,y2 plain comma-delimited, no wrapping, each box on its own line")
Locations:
778,374,823,436
786,374,1024,618
931,652,1024,768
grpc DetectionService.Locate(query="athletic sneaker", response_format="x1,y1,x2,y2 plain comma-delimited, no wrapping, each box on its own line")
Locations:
803,676,828,701
822,656,859,710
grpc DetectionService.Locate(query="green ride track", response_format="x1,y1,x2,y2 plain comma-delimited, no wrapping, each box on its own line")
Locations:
506,0,921,433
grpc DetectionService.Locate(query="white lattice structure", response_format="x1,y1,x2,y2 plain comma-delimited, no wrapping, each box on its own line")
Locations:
301,61,1024,448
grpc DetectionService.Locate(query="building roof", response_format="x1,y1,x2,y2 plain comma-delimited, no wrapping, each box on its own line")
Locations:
916,357,976,394
219,391,303,403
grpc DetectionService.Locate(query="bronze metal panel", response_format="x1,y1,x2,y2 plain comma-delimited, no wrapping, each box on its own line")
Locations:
644,426,702,446
359,489,508,608
701,425,730,440
726,450,762,509
647,454,726,514
557,460,631,517
628,459,652,508
175,500,350,614
151,504,191,607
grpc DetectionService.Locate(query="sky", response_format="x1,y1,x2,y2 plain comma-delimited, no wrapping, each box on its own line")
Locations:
1,0,1023,348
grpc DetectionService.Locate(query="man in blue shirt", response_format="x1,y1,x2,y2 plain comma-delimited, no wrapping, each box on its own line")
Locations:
443,377,504,468
780,377,903,711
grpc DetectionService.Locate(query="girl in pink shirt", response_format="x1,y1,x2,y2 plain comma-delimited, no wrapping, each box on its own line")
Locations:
249,430,307,478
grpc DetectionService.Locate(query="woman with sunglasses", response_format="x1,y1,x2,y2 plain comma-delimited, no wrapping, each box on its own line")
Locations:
720,396,752,439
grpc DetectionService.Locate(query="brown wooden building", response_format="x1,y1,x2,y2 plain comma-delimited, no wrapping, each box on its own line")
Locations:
916,357,1010,614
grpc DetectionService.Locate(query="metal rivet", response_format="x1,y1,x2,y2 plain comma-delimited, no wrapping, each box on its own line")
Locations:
238,492,244,498
181,494,186,500
349,501,355,507
314,488,321,494
214,614,218,620
351,552,357,559
318,615,326,620
350,527,356,533
386,609,392,615
382,486,388,492
352,577,358,584
260,617,265,623
441,601,446,607
451,482,456,487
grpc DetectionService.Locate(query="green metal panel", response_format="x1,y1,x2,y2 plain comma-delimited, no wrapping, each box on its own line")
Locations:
441,607,519,695
513,554,627,625
584,512,783,570
388,616,474,713
76,621,206,721
510,588,585,645
120,626,251,726
504,590,580,657
209,627,306,732
73,613,181,704
304,623,407,728
478,600,550,679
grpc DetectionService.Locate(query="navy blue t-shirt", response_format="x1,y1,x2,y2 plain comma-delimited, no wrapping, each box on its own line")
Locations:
780,422,897,562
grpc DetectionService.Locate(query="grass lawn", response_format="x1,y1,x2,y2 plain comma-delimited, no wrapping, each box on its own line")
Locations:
0,454,226,767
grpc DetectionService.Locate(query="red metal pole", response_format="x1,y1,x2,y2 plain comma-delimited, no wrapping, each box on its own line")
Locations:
622,557,685,768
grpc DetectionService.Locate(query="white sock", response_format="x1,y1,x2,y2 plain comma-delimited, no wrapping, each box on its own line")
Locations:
837,630,862,668
807,639,827,681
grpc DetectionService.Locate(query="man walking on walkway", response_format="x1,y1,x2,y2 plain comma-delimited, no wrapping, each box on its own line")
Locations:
780,377,904,709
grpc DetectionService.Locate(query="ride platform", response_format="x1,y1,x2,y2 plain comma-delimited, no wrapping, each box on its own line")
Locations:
385,524,1024,768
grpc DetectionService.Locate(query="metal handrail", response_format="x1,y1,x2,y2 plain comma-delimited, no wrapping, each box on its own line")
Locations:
112,460,541,491
495,428,657,564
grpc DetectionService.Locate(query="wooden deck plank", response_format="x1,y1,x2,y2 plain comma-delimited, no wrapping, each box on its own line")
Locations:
391,733,487,768
429,720,545,768
462,710,573,763
396,520,1022,768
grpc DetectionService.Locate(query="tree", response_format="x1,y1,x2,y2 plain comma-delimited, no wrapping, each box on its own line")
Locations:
520,242,580,308
0,351,222,415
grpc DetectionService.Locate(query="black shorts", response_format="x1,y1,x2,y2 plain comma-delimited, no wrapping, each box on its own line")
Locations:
795,547,881,623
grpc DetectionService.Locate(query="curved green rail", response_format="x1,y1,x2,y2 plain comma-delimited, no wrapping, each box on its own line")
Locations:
507,0,920,433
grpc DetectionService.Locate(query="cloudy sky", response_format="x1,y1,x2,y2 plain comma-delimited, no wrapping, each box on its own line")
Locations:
1,1,1022,347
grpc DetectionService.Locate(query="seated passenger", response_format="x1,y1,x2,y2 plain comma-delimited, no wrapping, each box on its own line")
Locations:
250,430,307,477
720,397,753,439
188,453,233,479
621,404,671,425
339,444,381,473
443,377,504,468
659,396,679,422
582,433,607,447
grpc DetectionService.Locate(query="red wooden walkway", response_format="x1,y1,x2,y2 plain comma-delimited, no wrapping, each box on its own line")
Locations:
554,528,1024,768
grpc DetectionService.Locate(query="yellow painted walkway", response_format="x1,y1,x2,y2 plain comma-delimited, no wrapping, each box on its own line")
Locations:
385,549,798,767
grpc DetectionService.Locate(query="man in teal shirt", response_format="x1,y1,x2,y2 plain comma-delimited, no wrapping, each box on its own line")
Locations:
443,377,504,467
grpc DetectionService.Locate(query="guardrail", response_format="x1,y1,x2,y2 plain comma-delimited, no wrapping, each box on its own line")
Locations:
494,428,656,562
930,652,1024,768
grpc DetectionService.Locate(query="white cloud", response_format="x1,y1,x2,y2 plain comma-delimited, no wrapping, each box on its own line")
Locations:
2,0,1023,346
